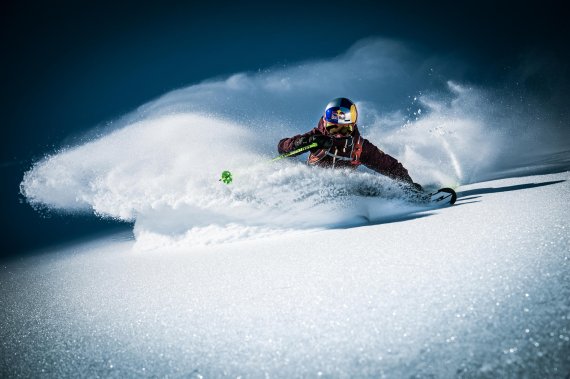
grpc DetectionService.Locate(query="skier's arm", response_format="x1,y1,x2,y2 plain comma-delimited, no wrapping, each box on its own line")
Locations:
360,139,416,185
278,129,332,155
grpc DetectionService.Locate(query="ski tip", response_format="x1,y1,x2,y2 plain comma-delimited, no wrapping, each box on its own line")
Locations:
429,187,457,206
438,187,457,205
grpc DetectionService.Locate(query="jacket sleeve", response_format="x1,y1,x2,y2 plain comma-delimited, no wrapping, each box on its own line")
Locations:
360,138,414,183
277,128,320,155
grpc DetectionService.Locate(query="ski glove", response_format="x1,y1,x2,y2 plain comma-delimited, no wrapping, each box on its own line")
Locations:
293,135,333,150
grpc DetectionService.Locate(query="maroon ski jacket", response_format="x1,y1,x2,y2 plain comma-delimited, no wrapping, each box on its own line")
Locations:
278,117,414,183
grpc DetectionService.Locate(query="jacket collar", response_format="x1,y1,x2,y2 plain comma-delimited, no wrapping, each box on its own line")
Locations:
317,117,360,138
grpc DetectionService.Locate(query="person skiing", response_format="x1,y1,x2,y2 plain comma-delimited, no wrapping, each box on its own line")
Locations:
278,97,422,190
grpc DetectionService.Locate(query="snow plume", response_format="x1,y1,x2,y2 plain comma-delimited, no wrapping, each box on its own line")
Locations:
20,38,570,248
21,113,423,249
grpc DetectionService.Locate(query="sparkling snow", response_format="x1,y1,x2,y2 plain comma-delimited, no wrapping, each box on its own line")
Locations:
2,172,569,377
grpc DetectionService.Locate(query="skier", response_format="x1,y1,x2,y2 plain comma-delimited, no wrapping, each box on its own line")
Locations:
278,97,422,191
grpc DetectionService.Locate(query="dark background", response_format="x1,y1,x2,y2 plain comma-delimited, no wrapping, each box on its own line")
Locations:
1,1,567,259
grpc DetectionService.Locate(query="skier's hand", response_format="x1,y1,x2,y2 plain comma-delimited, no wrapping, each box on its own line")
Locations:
311,135,333,149
294,135,333,150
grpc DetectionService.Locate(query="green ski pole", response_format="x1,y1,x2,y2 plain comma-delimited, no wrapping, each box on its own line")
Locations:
270,142,318,162
220,142,318,184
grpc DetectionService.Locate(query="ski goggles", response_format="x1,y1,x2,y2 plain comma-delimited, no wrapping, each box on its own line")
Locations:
325,121,354,136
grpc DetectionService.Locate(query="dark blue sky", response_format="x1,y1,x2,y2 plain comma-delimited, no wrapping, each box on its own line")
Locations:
1,1,567,257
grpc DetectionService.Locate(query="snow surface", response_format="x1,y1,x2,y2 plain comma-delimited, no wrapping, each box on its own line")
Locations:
9,38,570,377
2,172,569,377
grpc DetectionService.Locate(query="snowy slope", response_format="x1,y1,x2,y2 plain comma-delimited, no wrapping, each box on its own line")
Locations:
2,172,569,377
9,38,570,377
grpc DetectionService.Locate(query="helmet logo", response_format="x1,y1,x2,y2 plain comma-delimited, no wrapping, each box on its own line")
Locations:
332,109,345,121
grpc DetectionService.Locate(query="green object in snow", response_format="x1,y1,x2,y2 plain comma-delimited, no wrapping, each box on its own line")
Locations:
220,170,233,184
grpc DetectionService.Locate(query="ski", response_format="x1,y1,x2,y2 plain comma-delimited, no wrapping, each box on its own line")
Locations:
429,187,457,205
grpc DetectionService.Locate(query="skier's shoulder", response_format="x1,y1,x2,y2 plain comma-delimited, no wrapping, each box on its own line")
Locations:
314,117,328,134
356,133,386,158
307,122,326,136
